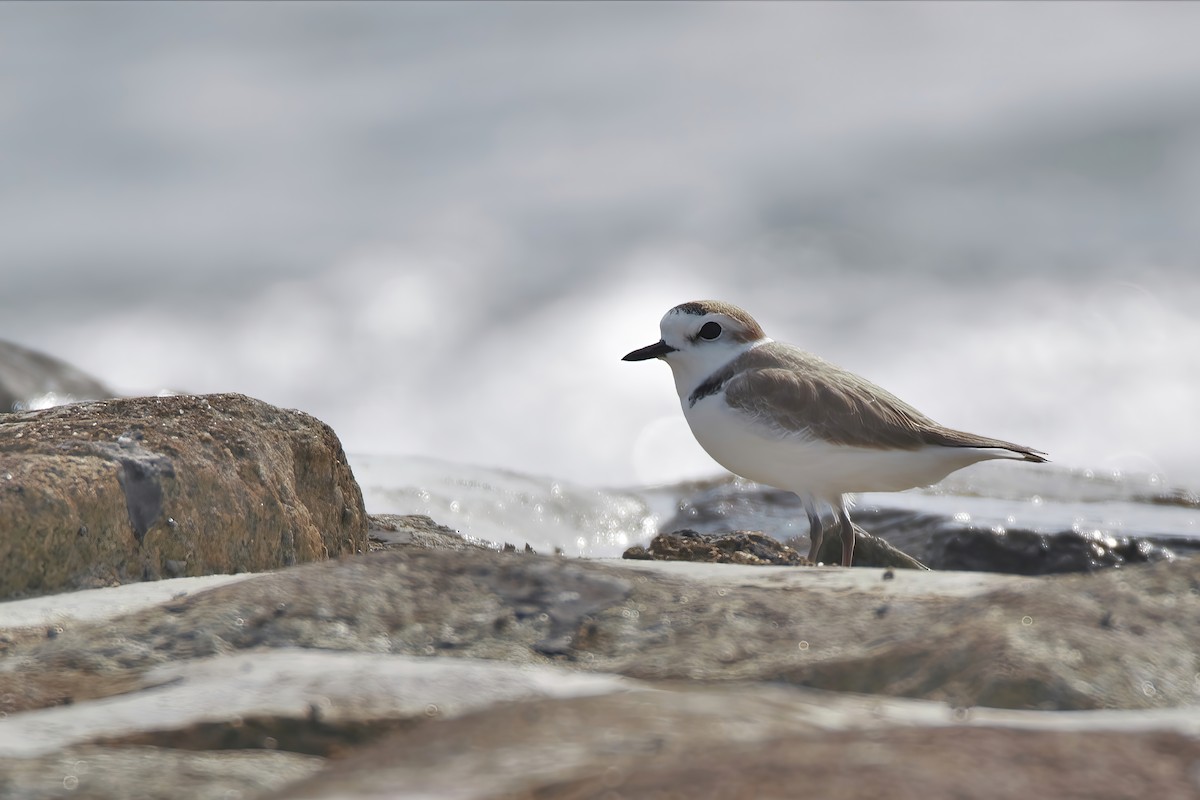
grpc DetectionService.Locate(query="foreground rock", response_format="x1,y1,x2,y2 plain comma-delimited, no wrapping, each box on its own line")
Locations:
0,393,367,600
0,745,322,800
4,548,1198,712
0,650,626,758
1,542,1199,798
275,694,1200,800
6,679,1200,800
0,340,116,413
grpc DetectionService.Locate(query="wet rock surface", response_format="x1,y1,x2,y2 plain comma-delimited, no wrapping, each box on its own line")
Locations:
0,393,367,600
666,478,1196,574
859,506,1182,574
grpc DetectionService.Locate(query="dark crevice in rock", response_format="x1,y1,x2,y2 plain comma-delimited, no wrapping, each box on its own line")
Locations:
114,453,175,543
96,714,424,758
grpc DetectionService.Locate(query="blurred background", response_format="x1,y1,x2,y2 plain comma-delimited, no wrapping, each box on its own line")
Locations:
4,2,1200,489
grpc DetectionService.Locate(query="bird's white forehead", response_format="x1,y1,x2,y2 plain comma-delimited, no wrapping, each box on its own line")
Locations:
659,301,765,343
659,308,696,335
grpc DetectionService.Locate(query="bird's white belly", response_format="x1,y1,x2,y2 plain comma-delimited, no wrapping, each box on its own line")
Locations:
683,397,1001,500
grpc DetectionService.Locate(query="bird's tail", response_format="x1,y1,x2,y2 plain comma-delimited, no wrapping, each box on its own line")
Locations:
927,427,1048,463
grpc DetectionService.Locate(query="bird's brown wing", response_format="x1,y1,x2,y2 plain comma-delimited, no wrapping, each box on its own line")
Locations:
722,363,1046,461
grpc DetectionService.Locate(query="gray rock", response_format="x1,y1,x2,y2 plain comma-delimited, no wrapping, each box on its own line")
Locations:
859,505,1182,573
367,513,495,552
0,340,116,414
667,479,1190,574
4,547,1197,712
271,688,1200,800
0,650,626,759
0,744,323,800
0,393,367,600
7,656,1196,800
2,543,1199,799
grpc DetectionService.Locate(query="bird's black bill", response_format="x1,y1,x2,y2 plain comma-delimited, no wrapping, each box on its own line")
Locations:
622,340,677,361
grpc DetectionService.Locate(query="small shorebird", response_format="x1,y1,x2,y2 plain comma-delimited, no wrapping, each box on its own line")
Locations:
623,300,1046,567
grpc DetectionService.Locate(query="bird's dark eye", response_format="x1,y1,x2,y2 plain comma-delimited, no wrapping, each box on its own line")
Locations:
699,321,722,340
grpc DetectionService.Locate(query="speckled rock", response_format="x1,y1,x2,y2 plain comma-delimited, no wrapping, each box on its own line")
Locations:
3,544,1200,799
626,526,928,569
5,547,1199,712
624,528,812,565
860,506,1180,574
367,513,495,552
0,393,367,600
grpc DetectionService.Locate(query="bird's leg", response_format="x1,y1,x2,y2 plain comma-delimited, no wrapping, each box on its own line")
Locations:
802,495,823,563
836,499,855,567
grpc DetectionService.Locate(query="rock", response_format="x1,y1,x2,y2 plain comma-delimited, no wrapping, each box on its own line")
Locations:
631,524,926,571
0,668,154,715
0,393,367,600
0,340,117,413
4,547,1198,712
859,506,1181,574
624,528,812,565
662,480,934,569
0,573,253,632
2,543,1200,798
366,513,495,552
0,744,324,800
0,650,625,759
7,656,1199,799
272,690,1200,800
814,523,929,569
666,478,1190,574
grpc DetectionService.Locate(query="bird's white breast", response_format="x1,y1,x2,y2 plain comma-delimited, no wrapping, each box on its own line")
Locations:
682,392,1006,501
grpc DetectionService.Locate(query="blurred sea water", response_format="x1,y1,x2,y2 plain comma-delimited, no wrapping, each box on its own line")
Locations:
4,2,1200,499
353,454,1200,560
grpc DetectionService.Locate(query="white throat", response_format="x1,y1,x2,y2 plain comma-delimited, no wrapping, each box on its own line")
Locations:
667,337,772,401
